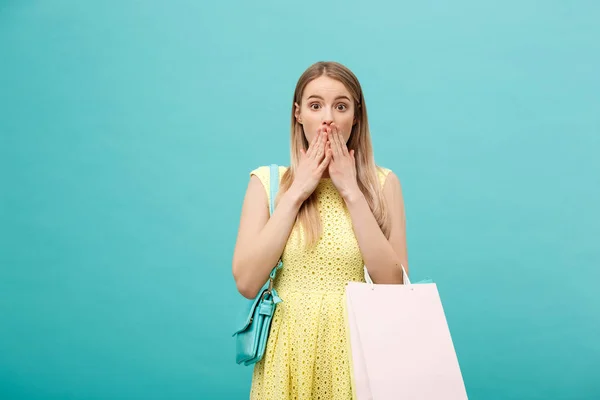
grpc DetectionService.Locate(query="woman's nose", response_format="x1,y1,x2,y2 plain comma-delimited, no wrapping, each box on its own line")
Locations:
322,108,334,125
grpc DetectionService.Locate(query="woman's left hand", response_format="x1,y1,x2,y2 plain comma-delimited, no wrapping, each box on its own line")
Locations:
327,123,361,202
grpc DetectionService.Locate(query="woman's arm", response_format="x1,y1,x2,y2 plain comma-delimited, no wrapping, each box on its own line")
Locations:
232,131,332,298
232,176,304,299
326,124,408,284
343,171,408,284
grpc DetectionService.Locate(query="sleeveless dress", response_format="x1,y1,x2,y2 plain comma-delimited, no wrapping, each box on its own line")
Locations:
249,165,391,400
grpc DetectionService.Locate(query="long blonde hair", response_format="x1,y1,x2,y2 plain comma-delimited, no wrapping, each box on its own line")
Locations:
278,61,390,248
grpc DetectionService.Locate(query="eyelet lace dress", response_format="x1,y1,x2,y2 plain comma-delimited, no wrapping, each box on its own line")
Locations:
249,165,391,400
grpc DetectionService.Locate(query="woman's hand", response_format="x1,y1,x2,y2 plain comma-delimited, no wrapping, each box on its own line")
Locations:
290,127,332,202
327,123,361,202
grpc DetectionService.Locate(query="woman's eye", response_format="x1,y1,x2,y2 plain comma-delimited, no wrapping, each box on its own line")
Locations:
337,104,347,111
310,103,321,110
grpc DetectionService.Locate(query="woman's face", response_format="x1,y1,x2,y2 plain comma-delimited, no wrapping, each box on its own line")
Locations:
294,76,356,145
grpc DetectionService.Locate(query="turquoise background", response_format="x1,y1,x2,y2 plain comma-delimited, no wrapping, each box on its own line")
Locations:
1,1,599,399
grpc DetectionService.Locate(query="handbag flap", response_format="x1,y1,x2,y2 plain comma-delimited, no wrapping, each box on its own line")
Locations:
232,286,268,336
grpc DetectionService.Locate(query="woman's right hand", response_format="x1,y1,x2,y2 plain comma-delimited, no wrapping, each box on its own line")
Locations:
291,127,332,202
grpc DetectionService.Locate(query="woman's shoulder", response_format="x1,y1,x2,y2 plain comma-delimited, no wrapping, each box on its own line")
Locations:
376,165,394,186
249,165,289,182
377,165,393,176
250,164,289,175
249,165,289,202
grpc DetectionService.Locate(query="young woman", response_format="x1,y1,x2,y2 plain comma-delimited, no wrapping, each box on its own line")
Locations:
232,61,408,399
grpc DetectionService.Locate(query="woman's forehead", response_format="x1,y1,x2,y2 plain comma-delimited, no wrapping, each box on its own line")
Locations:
303,76,351,99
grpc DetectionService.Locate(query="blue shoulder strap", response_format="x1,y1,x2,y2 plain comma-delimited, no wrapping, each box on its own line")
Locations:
268,164,283,280
269,164,279,216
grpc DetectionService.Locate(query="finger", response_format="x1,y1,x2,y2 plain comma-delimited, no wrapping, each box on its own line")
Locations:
312,129,322,152
313,127,322,145
330,125,341,158
313,130,326,160
306,129,320,158
318,148,333,173
339,130,349,156
331,123,347,156
320,130,329,156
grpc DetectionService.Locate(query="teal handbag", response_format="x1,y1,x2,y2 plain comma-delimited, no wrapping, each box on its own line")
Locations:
232,164,283,366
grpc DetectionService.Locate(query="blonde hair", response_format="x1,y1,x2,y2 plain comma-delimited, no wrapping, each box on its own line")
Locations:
278,61,390,248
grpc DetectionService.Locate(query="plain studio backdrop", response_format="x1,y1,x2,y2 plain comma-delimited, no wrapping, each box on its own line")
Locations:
1,1,599,399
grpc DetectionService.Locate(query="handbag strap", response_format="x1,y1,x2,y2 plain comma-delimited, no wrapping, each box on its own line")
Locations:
269,164,279,215
267,164,283,282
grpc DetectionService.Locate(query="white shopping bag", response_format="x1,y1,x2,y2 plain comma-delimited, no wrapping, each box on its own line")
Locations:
344,266,468,399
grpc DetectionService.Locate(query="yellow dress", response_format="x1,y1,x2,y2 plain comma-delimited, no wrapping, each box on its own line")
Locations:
249,165,391,400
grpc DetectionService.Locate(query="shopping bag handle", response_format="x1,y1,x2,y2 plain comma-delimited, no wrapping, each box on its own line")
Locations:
363,264,410,287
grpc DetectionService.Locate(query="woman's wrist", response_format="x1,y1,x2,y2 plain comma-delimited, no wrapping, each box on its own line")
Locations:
341,185,363,205
281,185,306,211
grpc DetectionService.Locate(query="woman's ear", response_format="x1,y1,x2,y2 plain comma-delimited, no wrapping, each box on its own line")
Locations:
294,102,302,124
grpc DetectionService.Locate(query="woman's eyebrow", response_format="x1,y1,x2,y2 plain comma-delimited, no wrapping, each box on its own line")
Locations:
307,95,351,101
